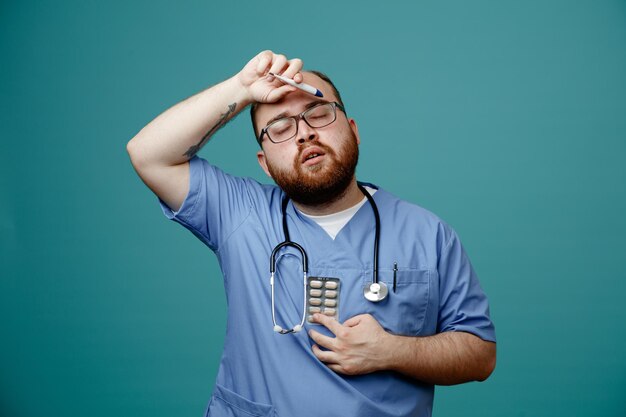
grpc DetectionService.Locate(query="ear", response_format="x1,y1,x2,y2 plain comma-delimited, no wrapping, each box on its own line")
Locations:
257,150,273,178
348,118,361,145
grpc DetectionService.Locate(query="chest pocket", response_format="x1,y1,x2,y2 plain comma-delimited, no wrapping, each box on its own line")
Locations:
365,268,432,336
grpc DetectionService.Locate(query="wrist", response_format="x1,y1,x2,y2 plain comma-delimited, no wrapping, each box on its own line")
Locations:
222,74,254,111
378,332,402,372
380,333,421,373
225,74,254,109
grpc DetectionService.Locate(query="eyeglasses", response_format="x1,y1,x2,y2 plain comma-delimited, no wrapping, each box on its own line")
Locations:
258,102,346,144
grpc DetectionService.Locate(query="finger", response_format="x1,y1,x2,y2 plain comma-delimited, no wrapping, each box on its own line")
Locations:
269,54,288,76
311,344,339,364
282,58,303,79
255,50,274,76
308,328,337,351
326,363,347,374
312,313,344,335
265,84,296,102
343,315,363,327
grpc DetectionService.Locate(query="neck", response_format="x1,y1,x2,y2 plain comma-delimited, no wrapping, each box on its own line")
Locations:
293,179,364,216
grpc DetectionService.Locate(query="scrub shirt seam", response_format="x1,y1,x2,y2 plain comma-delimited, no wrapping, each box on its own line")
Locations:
216,207,252,253
437,231,493,340
421,269,433,333
181,156,204,217
436,234,453,334
179,183,202,226
213,392,270,417
215,188,254,253
168,157,202,226
441,235,455,258
172,179,210,246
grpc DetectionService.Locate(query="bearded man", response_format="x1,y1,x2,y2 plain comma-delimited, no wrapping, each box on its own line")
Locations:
127,50,496,417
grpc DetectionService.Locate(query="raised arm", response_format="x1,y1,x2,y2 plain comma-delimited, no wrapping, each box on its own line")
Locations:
126,51,303,211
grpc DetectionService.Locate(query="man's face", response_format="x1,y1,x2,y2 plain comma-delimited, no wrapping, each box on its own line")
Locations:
255,72,361,206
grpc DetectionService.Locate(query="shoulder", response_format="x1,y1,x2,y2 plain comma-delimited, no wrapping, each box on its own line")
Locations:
192,156,284,207
369,184,457,249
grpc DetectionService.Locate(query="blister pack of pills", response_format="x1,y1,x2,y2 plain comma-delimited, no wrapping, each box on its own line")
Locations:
306,277,340,323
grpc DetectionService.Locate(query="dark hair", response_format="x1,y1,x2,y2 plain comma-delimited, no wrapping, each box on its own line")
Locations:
250,70,345,146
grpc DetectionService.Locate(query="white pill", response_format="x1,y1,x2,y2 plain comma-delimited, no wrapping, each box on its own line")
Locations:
323,308,336,316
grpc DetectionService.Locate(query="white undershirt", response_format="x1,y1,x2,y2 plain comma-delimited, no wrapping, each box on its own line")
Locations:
298,186,377,240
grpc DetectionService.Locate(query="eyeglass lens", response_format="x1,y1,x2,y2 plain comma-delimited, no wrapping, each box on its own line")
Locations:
267,103,337,143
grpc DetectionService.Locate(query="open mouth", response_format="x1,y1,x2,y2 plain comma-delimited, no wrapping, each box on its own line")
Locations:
301,147,326,165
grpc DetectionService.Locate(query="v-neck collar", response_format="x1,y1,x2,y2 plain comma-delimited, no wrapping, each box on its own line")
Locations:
282,182,381,268
288,183,379,239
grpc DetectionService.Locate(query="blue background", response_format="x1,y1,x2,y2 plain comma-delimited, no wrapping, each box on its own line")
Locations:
1,1,625,416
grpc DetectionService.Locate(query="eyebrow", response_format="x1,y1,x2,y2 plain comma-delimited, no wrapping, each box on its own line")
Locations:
265,99,329,126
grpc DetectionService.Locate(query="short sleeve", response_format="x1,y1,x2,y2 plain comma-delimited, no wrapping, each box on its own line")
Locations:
436,228,496,342
159,156,253,251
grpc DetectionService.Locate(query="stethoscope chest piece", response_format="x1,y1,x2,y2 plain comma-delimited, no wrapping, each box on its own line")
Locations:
363,281,388,302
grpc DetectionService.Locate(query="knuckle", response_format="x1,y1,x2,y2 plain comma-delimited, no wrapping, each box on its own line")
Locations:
335,341,347,353
342,363,355,375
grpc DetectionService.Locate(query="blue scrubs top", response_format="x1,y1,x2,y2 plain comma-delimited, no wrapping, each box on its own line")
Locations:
160,156,496,417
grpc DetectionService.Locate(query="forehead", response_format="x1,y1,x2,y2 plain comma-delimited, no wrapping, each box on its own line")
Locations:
255,72,340,127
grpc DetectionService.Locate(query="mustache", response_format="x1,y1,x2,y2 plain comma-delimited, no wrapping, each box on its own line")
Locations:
296,143,335,161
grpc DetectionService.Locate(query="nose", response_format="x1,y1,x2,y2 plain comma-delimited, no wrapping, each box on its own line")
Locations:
296,118,317,144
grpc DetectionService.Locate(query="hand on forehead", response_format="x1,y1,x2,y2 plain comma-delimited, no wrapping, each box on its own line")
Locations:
277,72,337,105
257,72,339,124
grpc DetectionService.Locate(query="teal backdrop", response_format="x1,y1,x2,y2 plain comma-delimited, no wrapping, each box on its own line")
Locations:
2,1,625,416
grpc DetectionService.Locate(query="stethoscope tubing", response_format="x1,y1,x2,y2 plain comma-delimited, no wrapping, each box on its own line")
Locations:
358,183,381,285
276,182,380,282
269,183,382,334
269,240,308,274
269,240,308,334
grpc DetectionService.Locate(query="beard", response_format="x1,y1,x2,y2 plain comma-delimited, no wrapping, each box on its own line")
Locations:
266,131,359,206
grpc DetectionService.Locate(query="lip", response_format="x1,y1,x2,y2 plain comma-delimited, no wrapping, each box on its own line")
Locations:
300,146,326,164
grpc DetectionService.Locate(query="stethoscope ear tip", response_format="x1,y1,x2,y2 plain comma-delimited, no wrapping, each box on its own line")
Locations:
273,325,283,333
292,325,302,333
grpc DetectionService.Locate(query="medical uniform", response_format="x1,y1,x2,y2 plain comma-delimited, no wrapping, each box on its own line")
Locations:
160,156,496,417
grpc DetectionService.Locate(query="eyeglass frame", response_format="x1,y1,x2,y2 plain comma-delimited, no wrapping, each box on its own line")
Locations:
257,101,346,145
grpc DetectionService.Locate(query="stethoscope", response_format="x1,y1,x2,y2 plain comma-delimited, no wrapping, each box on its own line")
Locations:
269,183,388,334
